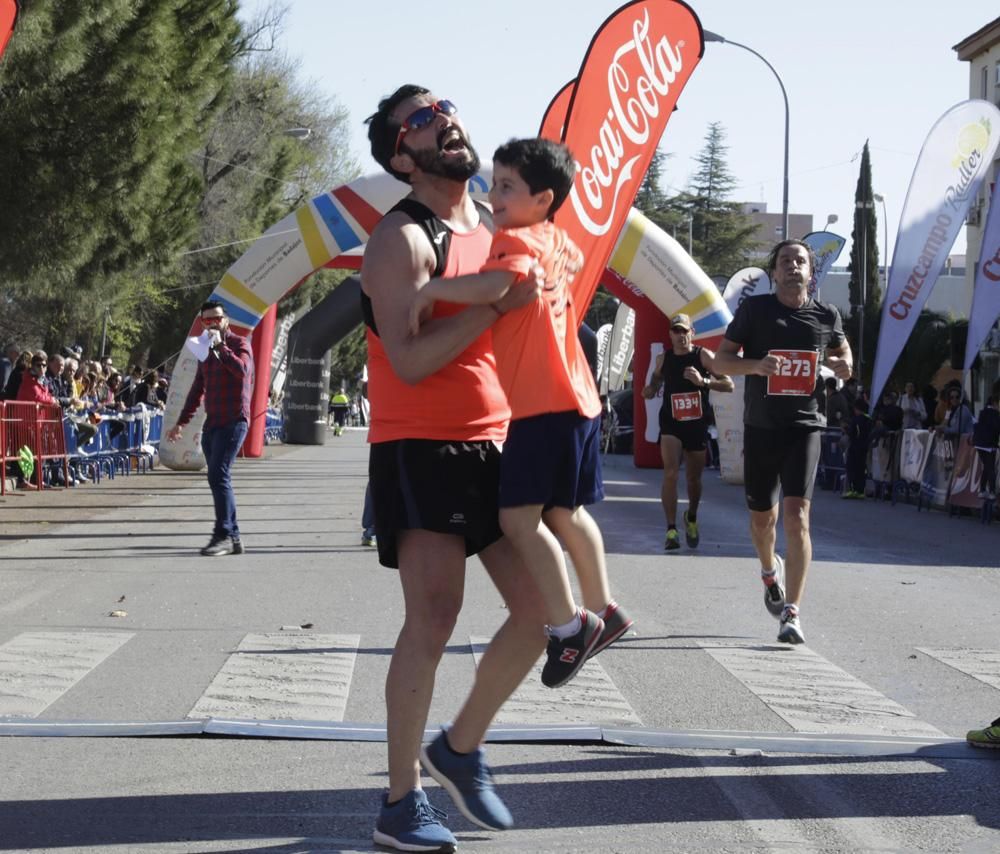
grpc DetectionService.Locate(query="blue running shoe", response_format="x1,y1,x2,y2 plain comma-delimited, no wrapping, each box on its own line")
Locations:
373,788,456,852
420,729,513,831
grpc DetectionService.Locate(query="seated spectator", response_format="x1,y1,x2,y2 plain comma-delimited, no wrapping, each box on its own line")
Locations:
16,351,57,405
900,382,927,430
133,370,165,409
119,364,144,407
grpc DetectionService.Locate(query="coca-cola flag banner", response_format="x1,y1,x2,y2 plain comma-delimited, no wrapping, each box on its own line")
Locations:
870,99,1000,408
802,231,846,301
964,179,1000,371
0,0,19,61
542,0,703,315
722,267,770,315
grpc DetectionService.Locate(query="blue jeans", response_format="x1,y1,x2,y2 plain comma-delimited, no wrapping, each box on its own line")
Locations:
201,420,248,539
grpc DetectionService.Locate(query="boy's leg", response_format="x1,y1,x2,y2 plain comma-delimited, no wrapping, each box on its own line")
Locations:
542,505,609,613
499,504,577,626
385,529,466,802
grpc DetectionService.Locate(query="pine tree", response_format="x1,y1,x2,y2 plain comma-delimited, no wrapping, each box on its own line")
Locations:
677,122,758,277
845,141,881,383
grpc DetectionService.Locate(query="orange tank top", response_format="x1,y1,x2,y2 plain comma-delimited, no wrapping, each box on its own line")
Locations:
365,201,510,443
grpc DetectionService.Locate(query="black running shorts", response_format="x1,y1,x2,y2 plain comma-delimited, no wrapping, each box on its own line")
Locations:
743,425,821,511
368,438,503,569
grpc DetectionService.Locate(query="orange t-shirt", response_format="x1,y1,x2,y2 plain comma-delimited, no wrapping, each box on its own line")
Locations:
366,221,510,444
481,222,601,421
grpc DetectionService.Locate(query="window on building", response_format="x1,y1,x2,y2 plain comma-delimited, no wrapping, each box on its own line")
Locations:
995,61,1000,86
984,65,990,98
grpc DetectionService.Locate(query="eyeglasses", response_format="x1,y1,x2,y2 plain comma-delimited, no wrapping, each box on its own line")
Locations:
201,315,225,325
394,100,457,156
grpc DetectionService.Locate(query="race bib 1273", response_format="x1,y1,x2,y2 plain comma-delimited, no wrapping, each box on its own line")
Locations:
766,349,818,396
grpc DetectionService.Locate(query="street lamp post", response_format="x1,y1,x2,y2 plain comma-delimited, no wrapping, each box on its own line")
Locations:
873,193,889,293
703,29,789,240
824,213,838,232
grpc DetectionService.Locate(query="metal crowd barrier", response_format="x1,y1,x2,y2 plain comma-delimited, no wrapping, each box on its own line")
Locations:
0,401,69,494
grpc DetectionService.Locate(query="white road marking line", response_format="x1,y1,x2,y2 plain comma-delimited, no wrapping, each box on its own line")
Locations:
0,631,133,718
188,633,359,721
699,641,944,737
917,647,1000,690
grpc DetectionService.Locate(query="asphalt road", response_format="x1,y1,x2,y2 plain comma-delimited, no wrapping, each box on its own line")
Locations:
1,429,998,853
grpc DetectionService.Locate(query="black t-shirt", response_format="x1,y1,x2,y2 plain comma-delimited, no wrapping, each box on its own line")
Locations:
659,346,708,426
725,293,845,430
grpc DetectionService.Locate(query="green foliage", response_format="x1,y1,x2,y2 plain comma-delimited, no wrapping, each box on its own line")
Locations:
882,310,952,392
846,142,881,323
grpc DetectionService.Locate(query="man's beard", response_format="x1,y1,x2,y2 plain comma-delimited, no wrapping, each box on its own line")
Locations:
402,135,481,182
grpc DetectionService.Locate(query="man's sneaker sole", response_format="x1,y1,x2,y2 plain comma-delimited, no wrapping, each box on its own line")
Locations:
966,720,1000,749
372,829,455,853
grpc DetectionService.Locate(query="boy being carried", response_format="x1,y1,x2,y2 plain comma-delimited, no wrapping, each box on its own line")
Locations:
409,137,633,688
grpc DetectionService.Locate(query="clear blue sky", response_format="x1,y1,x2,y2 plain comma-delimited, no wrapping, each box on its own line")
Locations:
243,0,998,267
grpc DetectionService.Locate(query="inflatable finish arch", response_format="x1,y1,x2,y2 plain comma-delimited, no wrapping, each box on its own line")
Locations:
161,170,731,470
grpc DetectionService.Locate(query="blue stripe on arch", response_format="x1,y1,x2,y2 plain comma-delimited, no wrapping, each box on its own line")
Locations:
210,296,258,328
313,193,362,251
694,309,731,334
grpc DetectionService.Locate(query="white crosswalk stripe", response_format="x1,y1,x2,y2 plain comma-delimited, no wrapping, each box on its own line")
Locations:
470,636,641,726
188,633,360,721
699,640,945,737
917,647,1000,689
0,630,986,739
0,631,133,718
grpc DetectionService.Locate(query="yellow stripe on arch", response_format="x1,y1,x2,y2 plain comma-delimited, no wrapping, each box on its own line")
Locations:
609,212,647,276
679,289,720,320
219,273,269,315
297,206,333,270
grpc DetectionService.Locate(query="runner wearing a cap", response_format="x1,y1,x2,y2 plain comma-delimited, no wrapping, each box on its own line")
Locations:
642,312,733,551
712,240,852,645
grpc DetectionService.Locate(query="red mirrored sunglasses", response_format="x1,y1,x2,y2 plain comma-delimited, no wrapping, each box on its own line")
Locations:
394,100,457,156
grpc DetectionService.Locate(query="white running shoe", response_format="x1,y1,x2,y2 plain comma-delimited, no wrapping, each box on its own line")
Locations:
762,554,785,619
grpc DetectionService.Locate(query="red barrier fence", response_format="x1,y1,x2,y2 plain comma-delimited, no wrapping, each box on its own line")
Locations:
0,401,69,494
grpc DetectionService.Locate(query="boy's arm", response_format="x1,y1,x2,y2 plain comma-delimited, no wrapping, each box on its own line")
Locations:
408,270,519,336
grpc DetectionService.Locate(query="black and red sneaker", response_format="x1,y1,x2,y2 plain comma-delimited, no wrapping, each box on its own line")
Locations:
589,601,635,658
541,609,604,688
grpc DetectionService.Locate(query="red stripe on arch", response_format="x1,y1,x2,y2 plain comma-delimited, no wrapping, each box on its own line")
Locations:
332,186,383,236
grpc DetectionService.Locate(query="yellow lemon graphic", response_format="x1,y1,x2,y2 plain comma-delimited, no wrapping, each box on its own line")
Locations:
952,121,989,167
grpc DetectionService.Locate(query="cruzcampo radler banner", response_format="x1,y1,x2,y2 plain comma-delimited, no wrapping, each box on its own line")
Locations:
869,100,1000,408
964,180,1000,371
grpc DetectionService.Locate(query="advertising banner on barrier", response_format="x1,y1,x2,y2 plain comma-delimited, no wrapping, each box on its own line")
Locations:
604,301,636,394
870,100,1000,408
964,180,1000,371
921,435,955,511
545,0,703,315
898,429,933,485
802,231,846,301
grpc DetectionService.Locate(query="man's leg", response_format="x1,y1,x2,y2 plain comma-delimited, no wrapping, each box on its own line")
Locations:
386,529,467,802
684,448,706,518
748,505,780,572
205,421,247,539
781,497,811,606
658,435,682,526
445,535,547,753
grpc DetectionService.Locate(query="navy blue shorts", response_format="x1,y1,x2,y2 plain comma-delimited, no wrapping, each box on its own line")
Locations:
499,411,604,510
368,439,504,569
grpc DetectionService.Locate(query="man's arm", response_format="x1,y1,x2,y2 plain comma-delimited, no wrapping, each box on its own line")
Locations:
364,214,503,386
698,348,736,393
712,338,784,378
216,334,253,378
641,353,665,399
824,339,853,380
